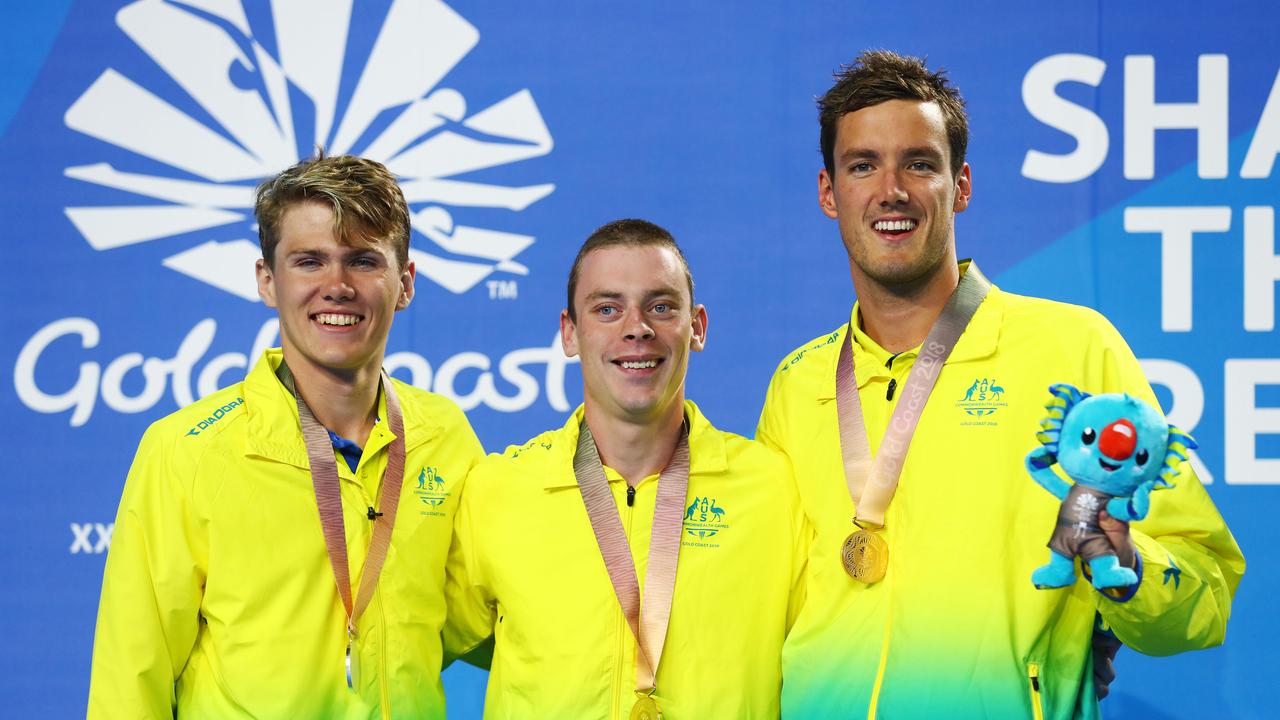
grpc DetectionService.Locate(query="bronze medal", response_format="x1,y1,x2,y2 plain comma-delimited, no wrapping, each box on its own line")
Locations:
630,694,662,720
842,528,888,584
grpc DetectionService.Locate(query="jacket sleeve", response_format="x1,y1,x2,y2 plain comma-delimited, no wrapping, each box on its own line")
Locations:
87,424,207,718
758,361,814,633
786,499,813,634
1087,318,1245,655
755,357,791,456
441,458,498,669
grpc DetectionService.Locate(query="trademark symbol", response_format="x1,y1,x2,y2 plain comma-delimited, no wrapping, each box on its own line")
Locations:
487,280,518,300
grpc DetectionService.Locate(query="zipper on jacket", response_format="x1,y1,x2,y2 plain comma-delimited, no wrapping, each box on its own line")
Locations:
1027,662,1044,720
885,353,901,401
612,484,636,718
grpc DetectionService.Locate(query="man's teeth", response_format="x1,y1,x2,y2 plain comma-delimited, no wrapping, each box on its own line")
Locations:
874,219,917,232
620,360,658,369
315,313,360,326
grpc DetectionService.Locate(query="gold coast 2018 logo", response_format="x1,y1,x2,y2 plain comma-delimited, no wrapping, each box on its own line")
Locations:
956,377,1009,426
682,496,729,548
414,466,449,517
63,0,554,300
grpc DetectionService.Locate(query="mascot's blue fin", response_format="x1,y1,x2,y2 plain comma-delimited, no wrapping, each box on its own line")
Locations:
1157,426,1199,488
1036,384,1090,455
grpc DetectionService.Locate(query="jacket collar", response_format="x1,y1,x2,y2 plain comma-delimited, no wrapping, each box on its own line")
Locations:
816,260,1002,401
540,400,727,489
242,348,437,470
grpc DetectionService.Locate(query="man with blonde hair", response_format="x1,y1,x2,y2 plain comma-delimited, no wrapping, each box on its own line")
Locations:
89,154,483,718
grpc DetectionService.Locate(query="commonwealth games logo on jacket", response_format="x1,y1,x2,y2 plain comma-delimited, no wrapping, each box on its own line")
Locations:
682,496,729,548
955,377,1008,423
414,466,449,516
63,0,555,300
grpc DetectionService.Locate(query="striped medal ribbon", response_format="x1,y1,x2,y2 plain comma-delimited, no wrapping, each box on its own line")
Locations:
836,264,990,583
574,421,689,720
296,372,406,692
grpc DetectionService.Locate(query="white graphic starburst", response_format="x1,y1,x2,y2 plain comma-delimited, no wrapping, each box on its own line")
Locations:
63,0,554,299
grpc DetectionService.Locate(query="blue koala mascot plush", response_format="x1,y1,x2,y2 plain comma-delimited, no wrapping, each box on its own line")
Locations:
1026,383,1196,590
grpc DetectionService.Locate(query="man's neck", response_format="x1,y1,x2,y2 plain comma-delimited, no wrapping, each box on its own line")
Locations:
584,398,686,488
284,349,382,448
853,260,960,354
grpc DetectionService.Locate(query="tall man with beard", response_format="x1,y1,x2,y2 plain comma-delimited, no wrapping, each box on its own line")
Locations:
89,154,484,718
446,219,805,718
756,51,1244,718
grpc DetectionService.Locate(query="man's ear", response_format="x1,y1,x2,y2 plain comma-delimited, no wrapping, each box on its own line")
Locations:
953,162,972,213
690,304,708,352
396,260,416,311
256,258,278,308
818,168,839,219
560,309,579,358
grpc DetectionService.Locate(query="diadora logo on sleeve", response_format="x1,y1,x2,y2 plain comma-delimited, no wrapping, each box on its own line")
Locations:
413,466,450,517
955,377,1009,426
682,496,730,548
780,332,841,373
510,438,553,459
186,397,244,436
63,0,554,300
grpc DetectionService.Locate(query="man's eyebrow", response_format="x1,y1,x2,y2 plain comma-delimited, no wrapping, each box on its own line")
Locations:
903,146,945,159
645,286,684,302
839,147,880,163
583,290,623,303
286,248,327,258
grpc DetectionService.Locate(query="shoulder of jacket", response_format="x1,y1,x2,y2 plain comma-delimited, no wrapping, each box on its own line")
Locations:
392,378,472,427
715,427,788,466
499,426,563,464
146,382,249,446
995,289,1118,338
771,324,845,378
462,427,562,499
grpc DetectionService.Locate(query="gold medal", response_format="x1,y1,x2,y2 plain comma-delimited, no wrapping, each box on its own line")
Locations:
842,525,888,584
630,694,662,720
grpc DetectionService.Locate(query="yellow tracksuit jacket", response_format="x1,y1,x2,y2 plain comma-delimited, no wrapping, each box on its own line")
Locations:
757,273,1244,719
445,401,807,719
88,348,484,719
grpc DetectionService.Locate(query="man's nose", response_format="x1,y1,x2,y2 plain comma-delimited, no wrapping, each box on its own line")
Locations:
878,170,909,206
323,266,355,302
622,310,654,340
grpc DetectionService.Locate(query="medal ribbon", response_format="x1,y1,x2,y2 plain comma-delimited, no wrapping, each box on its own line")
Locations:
294,371,406,685
574,421,689,696
837,265,991,526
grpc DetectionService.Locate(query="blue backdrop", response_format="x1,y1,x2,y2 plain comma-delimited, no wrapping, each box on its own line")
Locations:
2,1,1276,717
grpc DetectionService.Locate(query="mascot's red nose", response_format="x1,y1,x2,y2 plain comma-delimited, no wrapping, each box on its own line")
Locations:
1099,419,1138,460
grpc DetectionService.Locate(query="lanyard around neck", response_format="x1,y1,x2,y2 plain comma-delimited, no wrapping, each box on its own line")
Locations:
836,265,991,526
293,370,406,637
573,420,689,695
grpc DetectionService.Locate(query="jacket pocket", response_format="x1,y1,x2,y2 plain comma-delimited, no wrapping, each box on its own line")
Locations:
1026,662,1045,720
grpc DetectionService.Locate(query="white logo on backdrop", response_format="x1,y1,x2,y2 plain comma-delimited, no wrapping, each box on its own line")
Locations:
63,0,554,299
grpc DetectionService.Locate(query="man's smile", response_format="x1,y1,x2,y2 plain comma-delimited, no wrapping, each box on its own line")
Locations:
871,216,918,238
312,312,364,327
613,356,664,373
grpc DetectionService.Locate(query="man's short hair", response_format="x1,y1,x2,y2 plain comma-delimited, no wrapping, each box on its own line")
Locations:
818,50,968,177
566,219,694,322
255,152,411,268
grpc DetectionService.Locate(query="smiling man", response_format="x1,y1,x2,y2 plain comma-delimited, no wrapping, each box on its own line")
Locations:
88,154,483,718
445,219,805,718
756,51,1244,718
